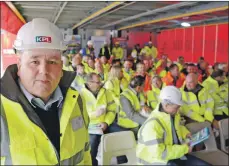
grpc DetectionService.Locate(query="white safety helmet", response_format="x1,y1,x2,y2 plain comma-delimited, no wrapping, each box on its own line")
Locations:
148,41,152,45
79,49,83,54
131,51,137,58
159,86,183,105
13,18,66,51
87,40,93,46
104,41,108,45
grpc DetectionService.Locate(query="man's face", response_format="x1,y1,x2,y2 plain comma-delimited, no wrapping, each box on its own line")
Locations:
165,104,180,115
200,62,207,70
124,61,132,71
115,44,119,48
88,75,101,92
179,57,184,64
17,49,63,101
76,65,84,75
170,66,179,77
100,56,107,64
88,44,93,49
187,66,196,73
143,60,150,71
137,64,145,75
186,77,198,91
152,78,162,89
72,55,82,66
88,59,95,68
95,62,103,73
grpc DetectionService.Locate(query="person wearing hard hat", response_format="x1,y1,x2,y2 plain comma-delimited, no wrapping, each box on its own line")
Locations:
79,73,116,166
0,18,91,165
202,70,229,121
112,41,124,60
99,41,111,60
137,86,211,165
82,40,95,58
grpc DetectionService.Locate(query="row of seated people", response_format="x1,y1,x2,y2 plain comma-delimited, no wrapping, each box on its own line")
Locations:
62,52,228,166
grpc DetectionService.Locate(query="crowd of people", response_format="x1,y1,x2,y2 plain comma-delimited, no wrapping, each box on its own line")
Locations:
63,39,228,165
1,18,228,165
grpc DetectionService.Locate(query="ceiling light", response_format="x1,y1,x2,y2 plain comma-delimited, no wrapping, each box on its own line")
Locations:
181,22,191,27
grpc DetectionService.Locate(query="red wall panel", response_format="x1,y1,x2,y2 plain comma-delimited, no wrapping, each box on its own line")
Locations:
216,24,228,63
193,26,204,63
167,30,176,59
184,27,193,62
173,28,184,61
127,31,151,48
1,2,24,35
204,25,216,65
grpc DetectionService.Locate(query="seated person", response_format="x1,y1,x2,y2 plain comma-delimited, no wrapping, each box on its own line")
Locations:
202,70,229,121
100,55,110,73
94,60,108,83
180,73,218,133
122,59,134,83
162,64,185,88
85,58,96,74
71,63,86,91
116,76,148,138
71,54,82,71
80,73,116,166
136,86,211,166
147,75,164,110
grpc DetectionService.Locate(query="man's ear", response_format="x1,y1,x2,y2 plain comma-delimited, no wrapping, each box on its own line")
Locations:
17,58,22,77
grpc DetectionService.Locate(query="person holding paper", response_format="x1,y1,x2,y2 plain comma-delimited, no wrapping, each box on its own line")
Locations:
79,73,116,166
180,73,218,132
137,86,211,165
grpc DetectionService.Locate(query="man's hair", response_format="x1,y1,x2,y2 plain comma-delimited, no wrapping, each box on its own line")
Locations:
187,63,196,67
211,70,224,78
130,76,145,88
152,75,161,82
85,72,98,82
76,63,84,68
136,62,144,69
199,57,204,60
169,64,178,71
178,56,184,59
112,59,121,65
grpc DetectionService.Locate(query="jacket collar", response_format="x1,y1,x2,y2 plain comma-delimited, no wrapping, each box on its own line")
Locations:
184,83,203,93
0,64,76,102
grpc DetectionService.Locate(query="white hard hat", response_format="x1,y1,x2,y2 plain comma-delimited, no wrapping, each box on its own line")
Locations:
13,18,66,50
87,40,93,46
79,49,83,54
148,41,152,44
131,51,137,58
159,86,183,105
104,41,108,45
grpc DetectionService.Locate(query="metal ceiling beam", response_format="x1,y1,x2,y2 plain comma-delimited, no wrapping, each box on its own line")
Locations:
20,5,56,9
54,1,68,24
72,1,125,29
118,2,228,30
79,2,136,29
5,1,26,23
101,1,198,28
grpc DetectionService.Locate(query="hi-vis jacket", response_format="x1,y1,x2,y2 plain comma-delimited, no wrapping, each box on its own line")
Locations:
0,65,92,165
202,76,228,116
136,104,190,165
80,87,116,126
112,47,123,60
62,64,74,72
180,84,214,123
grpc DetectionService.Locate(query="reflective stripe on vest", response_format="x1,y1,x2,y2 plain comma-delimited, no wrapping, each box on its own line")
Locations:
137,157,166,165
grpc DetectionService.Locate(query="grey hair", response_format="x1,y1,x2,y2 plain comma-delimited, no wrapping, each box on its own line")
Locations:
85,72,98,82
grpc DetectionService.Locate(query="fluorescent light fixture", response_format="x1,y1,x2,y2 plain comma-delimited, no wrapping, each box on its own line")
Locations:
181,22,191,27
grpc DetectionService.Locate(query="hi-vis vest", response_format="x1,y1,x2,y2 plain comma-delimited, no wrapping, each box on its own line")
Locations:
180,86,214,122
136,105,190,165
102,63,110,73
101,47,111,56
118,88,141,128
1,88,91,165
62,65,74,72
122,68,134,83
147,87,161,110
80,87,116,126
202,76,228,115
112,47,123,60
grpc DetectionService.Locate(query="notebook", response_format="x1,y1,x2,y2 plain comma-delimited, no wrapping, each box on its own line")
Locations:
88,124,104,135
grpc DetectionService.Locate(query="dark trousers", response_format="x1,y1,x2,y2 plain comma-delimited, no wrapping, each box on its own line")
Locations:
89,134,101,166
214,113,229,121
167,154,212,166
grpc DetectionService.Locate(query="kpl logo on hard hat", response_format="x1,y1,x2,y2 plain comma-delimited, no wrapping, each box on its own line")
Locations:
36,36,52,43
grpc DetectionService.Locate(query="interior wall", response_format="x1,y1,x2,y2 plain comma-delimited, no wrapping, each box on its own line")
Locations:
157,23,228,65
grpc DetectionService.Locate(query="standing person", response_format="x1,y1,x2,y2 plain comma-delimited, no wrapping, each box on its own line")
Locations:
198,61,210,82
148,41,158,59
82,40,95,58
112,42,124,60
80,73,116,166
137,86,211,166
99,41,111,60
0,18,91,165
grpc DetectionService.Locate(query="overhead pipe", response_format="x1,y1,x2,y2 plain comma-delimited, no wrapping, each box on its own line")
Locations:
101,1,198,28
54,1,68,24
